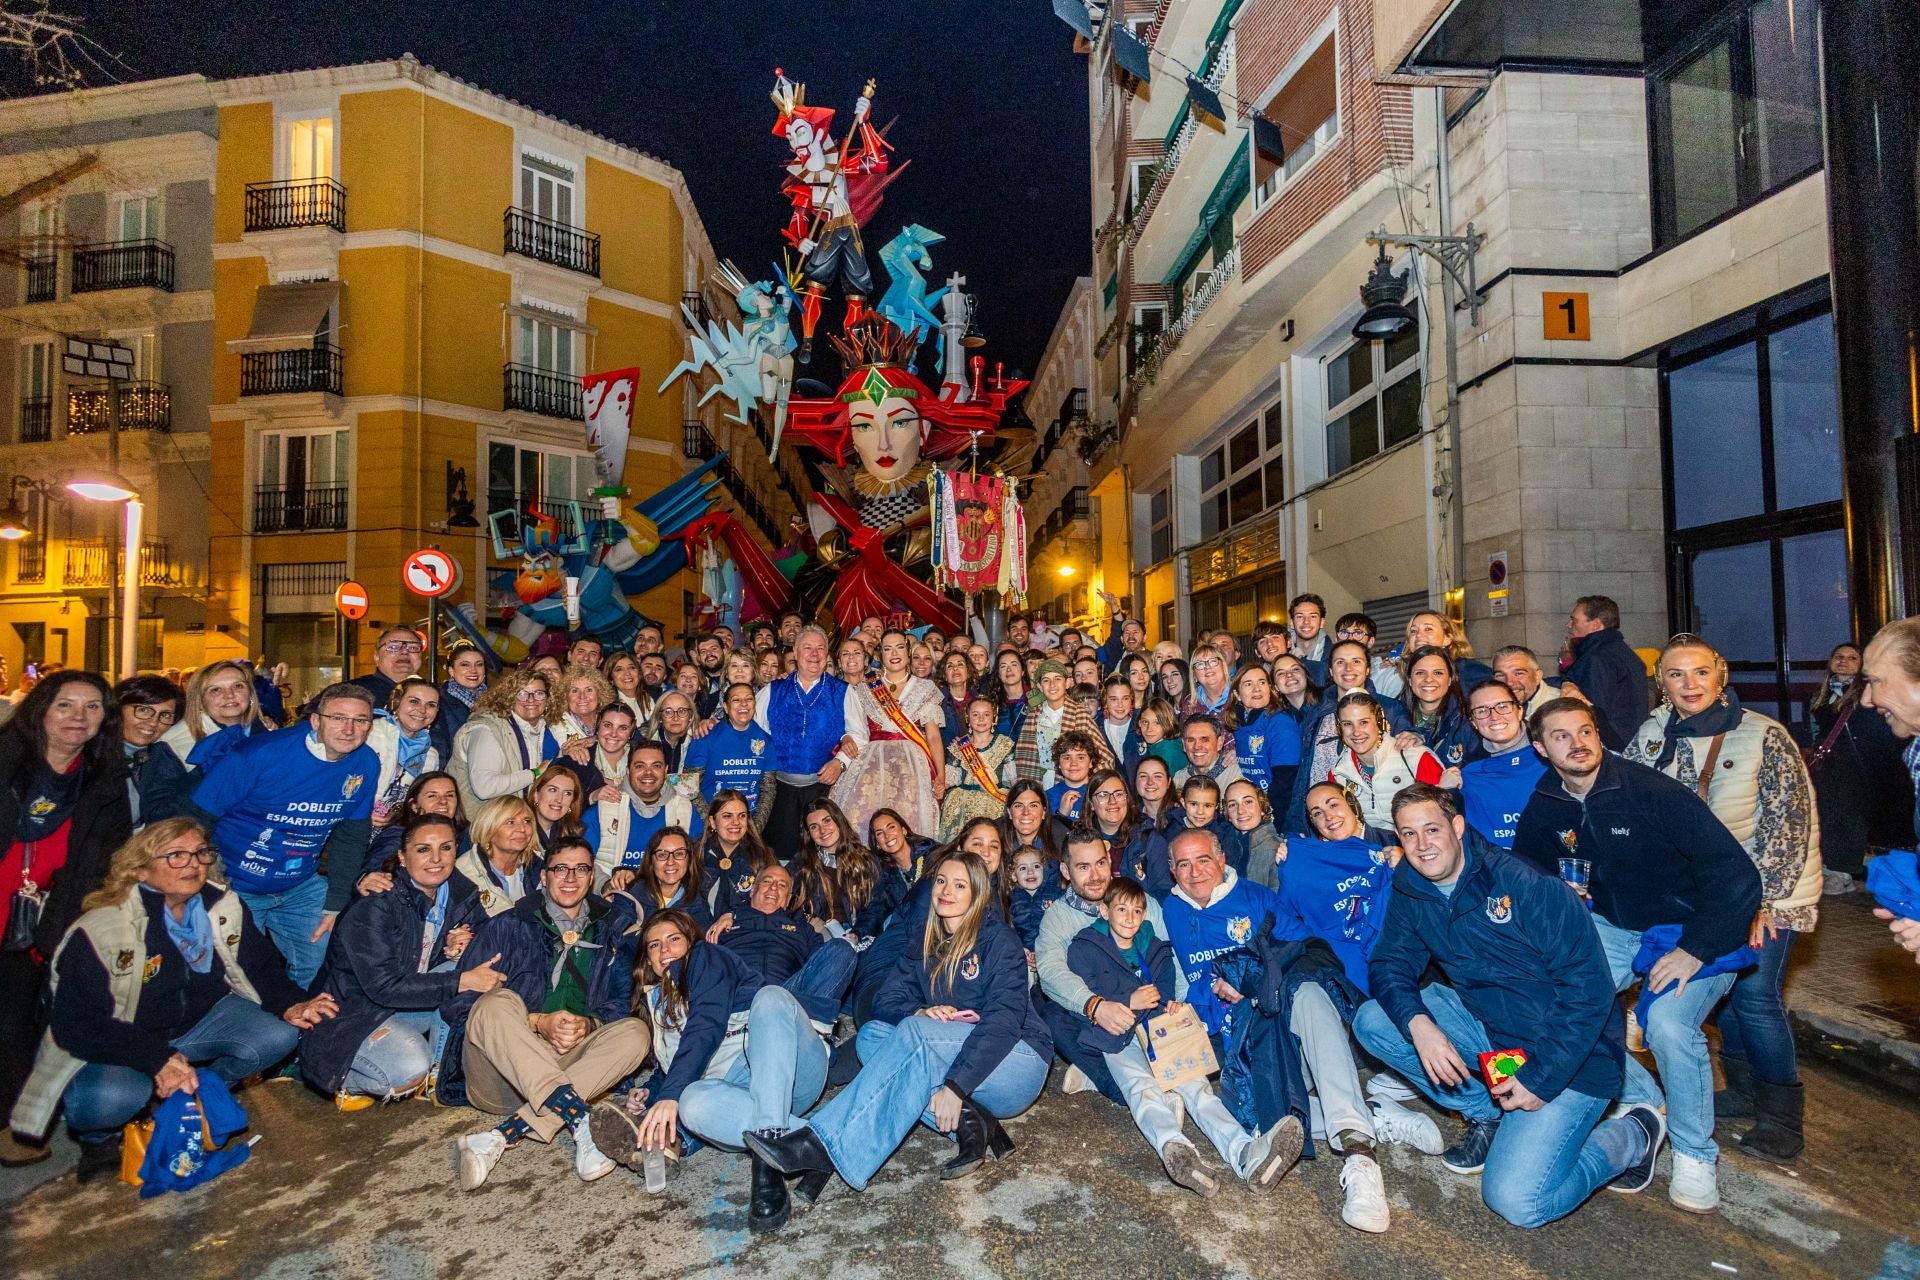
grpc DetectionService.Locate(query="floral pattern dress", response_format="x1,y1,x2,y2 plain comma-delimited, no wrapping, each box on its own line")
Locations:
831,675,944,840
939,732,1015,842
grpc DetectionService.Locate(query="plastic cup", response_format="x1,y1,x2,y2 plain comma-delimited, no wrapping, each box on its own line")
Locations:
1558,857,1592,895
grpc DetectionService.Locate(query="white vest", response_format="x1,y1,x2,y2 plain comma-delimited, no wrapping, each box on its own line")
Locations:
591,793,693,880
1331,740,1439,831
454,847,526,917
1626,707,1822,918
12,886,258,1139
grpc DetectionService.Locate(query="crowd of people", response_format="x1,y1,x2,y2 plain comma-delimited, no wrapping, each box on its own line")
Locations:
2,592,1917,1240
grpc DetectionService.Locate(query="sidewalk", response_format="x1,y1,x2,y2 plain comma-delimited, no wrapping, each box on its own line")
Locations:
1784,888,1920,1092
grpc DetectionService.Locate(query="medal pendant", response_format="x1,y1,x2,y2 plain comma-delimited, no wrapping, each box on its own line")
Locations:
562,930,580,947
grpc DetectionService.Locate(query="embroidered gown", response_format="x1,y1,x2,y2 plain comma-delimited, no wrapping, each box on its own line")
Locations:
939,732,1015,842
831,674,943,840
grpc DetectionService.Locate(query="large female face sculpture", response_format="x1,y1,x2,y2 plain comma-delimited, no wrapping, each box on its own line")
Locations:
845,377,925,487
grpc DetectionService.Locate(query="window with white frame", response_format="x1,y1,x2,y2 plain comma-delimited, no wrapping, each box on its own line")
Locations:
112,331,156,382
520,154,576,226
256,427,350,532
1129,302,1166,374
488,441,591,509
1196,393,1286,539
112,194,158,243
1127,15,1154,42
17,340,53,441
283,115,335,181
515,312,580,375
1127,157,1158,220
1252,29,1340,209
1323,326,1422,475
1148,485,1173,564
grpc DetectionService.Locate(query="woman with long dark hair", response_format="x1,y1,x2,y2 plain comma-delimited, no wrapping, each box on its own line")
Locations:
790,799,881,938
608,827,711,930
991,649,1030,742
0,671,132,1165
745,851,1050,1199
937,650,976,750
1001,778,1061,868
1397,646,1479,770
698,790,778,921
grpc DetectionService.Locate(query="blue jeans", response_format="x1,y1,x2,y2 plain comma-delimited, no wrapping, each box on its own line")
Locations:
344,1009,445,1100
1354,988,1641,1228
807,1016,1049,1190
1717,927,1799,1086
1037,995,1125,1106
783,939,858,1027
236,875,331,988
62,994,298,1142
1592,915,1738,1163
679,986,828,1150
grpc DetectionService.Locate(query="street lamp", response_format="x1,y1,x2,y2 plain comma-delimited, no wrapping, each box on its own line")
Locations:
64,467,142,681
1056,563,1076,578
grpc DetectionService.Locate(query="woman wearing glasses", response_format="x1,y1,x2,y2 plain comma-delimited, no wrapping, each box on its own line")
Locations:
114,673,189,827
448,669,563,818
1455,679,1548,849
10,818,338,1184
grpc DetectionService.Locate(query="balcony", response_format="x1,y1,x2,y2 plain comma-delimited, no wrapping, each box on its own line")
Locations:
63,537,197,589
503,208,600,277
245,178,347,233
71,239,174,293
1032,486,1093,551
23,255,56,303
486,489,589,540
503,364,583,420
241,344,342,396
253,484,348,534
67,381,171,434
18,397,51,444
1126,244,1241,403
683,420,716,460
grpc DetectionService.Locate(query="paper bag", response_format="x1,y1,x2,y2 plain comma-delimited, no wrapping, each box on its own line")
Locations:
1136,1005,1218,1091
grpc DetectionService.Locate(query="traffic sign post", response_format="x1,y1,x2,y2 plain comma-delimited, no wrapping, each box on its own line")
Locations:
402,549,460,682
334,579,369,620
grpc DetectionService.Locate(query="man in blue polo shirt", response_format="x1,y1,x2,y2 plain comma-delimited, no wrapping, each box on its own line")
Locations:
189,681,378,985
1457,679,1547,849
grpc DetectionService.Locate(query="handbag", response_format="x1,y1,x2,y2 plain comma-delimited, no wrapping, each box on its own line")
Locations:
1135,1004,1219,1091
1802,701,1854,778
3,842,44,953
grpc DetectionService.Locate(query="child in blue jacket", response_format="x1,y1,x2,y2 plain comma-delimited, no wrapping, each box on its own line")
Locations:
1009,847,1064,950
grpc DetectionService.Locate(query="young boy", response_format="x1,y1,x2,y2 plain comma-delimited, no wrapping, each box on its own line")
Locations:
682,682,771,809
1047,731,1099,819
1068,877,1289,1198
1009,846,1063,950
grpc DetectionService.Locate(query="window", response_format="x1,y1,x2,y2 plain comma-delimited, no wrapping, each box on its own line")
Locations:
284,116,335,181
256,428,349,532
1129,303,1166,375
521,154,576,226
516,312,579,375
1157,601,1176,646
1664,297,1843,720
1649,0,1822,246
111,331,156,382
1252,31,1340,209
1127,15,1154,42
1196,394,1286,539
18,340,53,442
12,489,46,583
112,194,158,243
488,442,591,511
1323,326,1420,476
1127,157,1158,221
1148,486,1172,564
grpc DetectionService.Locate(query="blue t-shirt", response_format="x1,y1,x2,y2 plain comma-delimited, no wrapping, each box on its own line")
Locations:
192,724,377,894
1047,779,1089,820
684,720,770,807
1162,874,1302,1037
1272,835,1397,995
1460,742,1549,849
1236,709,1300,773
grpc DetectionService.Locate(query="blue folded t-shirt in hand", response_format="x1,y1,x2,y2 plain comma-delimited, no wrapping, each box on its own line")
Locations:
1867,851,1920,920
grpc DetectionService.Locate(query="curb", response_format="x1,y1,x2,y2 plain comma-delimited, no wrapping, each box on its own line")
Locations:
1789,1006,1920,1099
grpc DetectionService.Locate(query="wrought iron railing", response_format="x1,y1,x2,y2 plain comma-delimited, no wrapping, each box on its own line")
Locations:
63,537,194,588
503,364,583,419
503,208,600,277
17,397,51,444
253,484,348,533
67,381,171,434
71,238,175,292
245,178,348,233
23,254,56,303
241,344,343,396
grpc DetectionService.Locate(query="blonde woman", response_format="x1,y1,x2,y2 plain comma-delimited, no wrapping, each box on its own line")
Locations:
744,850,1050,1194
1391,612,1490,695
11,818,335,1182
1625,634,1819,1165
157,660,269,772
447,669,564,817
456,795,541,915
556,665,615,748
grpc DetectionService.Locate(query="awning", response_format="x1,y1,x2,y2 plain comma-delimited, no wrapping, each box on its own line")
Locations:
228,281,340,354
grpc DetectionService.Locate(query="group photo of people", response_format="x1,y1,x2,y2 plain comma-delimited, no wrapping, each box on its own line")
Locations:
2,592,1917,1241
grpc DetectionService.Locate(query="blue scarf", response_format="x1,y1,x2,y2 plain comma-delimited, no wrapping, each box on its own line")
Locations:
1653,690,1744,771
145,885,214,973
441,679,481,710
387,713,432,774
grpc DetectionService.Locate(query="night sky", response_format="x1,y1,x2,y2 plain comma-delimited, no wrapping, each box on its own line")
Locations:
25,1,1093,378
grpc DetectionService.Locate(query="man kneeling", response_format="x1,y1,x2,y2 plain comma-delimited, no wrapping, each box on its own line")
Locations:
1353,784,1665,1227
451,837,648,1189
1069,875,1297,1197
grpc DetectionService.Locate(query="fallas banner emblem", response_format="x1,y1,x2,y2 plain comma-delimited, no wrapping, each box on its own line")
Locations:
930,469,1027,601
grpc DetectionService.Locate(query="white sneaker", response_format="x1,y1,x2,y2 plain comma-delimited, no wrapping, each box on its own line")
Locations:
572,1117,615,1182
1370,1100,1445,1155
1239,1116,1305,1191
455,1130,507,1191
1364,1072,1419,1105
1822,870,1857,897
1061,1064,1096,1095
1669,1151,1720,1214
1339,1154,1391,1233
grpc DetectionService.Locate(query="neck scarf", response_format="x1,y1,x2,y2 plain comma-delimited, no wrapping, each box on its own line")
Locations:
413,878,450,971
146,885,214,973
542,894,602,988
1654,690,1744,771
442,679,481,710
16,756,83,842
1062,884,1100,917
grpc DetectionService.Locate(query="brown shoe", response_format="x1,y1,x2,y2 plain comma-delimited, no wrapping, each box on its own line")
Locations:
0,1130,50,1167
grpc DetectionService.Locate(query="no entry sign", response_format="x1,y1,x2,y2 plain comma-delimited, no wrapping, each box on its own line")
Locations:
334,579,370,620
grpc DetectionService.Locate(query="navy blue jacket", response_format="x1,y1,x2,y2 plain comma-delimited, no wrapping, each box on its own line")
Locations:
450,890,636,1031
1411,703,1482,770
429,684,477,761
719,903,821,985
1369,837,1623,1103
871,913,1051,1096
647,942,755,1104
1564,627,1649,751
1512,753,1761,962
1095,711,1145,775
1010,880,1063,949
1144,812,1242,899
1066,924,1176,1055
302,871,488,1093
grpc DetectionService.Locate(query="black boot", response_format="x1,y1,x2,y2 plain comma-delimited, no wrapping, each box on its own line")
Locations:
793,1168,832,1205
1738,1079,1804,1164
743,1125,835,1178
748,1153,791,1233
1715,1055,1756,1121
941,1094,1014,1181
74,1136,122,1185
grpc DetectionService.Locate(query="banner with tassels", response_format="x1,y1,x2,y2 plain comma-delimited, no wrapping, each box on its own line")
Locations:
929,468,1026,604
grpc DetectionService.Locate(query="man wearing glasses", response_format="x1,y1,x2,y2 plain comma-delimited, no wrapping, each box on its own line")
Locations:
350,626,425,712
187,683,379,986
1456,680,1547,849
452,836,647,1190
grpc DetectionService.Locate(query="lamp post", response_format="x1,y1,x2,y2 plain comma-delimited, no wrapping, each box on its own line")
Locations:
65,469,140,680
